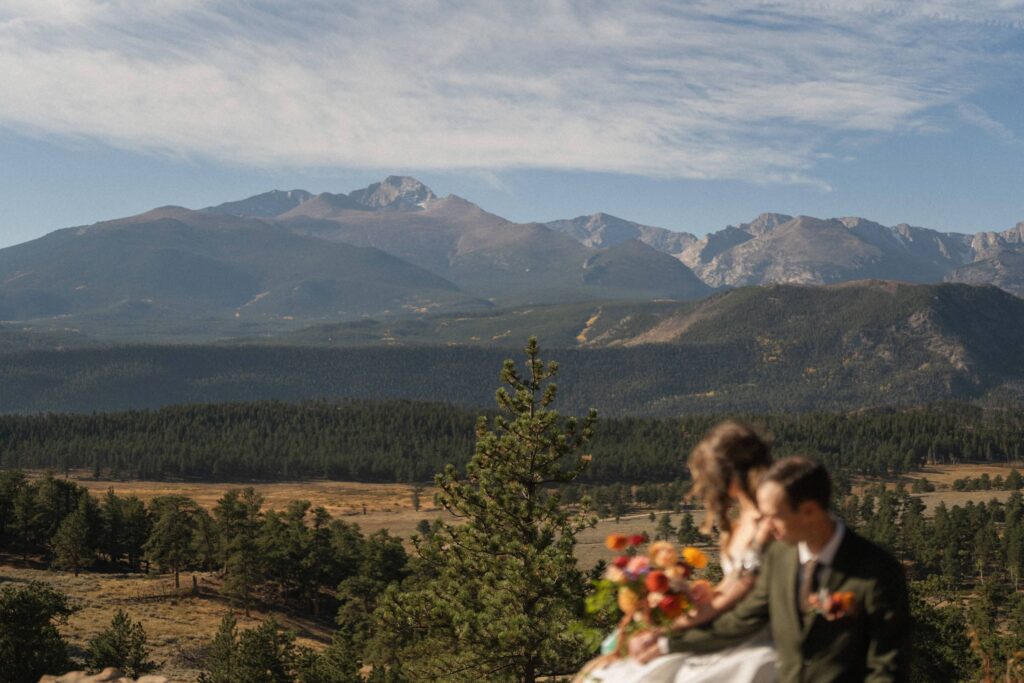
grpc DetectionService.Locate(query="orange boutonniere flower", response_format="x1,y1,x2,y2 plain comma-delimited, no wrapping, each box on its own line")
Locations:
808,590,857,620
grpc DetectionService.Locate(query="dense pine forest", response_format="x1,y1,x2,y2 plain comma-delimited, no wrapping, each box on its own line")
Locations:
1,399,1022,482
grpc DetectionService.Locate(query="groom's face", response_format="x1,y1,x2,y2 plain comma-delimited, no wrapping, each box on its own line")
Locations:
756,480,809,545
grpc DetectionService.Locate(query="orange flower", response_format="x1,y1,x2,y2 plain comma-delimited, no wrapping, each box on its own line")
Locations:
682,547,708,569
648,541,678,568
618,587,640,614
606,534,629,551
835,592,856,612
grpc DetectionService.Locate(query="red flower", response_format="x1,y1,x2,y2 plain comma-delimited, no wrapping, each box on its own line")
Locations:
629,534,647,547
612,555,630,568
645,570,670,593
658,593,685,619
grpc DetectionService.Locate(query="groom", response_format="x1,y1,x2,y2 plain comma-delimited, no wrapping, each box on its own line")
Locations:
634,456,910,682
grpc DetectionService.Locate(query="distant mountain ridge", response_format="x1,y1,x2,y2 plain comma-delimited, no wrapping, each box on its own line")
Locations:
1,175,1022,342
547,210,1023,296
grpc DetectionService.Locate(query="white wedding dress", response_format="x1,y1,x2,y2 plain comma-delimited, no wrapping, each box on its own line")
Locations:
578,554,777,683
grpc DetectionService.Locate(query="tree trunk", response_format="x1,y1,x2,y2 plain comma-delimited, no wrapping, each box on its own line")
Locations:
174,565,180,589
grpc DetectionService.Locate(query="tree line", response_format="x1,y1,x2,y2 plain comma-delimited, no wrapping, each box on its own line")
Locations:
1,399,1022,482
0,471,409,618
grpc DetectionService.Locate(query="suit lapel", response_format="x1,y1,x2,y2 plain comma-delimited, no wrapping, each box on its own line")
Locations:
777,544,802,640
801,530,854,639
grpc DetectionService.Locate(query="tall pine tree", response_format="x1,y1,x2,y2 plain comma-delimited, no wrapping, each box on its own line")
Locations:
374,338,597,682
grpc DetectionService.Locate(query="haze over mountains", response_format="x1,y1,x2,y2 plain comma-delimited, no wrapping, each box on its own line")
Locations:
0,174,1021,343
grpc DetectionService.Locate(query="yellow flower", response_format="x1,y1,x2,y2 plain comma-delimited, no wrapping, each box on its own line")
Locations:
617,587,640,614
682,546,708,569
648,541,678,568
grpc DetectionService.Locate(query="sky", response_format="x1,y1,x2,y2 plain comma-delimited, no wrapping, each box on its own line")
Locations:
0,1,1023,248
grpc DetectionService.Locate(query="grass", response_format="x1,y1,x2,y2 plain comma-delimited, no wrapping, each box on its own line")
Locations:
0,564,332,683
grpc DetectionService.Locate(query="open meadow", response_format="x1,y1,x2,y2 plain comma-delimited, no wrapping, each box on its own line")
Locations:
0,564,332,683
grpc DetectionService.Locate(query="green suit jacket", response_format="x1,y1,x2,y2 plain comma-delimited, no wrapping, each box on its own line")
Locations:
669,528,909,683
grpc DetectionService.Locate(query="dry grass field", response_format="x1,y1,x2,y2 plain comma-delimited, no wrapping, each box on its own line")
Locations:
0,564,332,683
63,474,429,517
904,462,1024,487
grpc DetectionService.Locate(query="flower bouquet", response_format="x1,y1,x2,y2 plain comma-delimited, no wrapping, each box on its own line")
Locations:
586,533,712,657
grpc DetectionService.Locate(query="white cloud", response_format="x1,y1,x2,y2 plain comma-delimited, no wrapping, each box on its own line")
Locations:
0,0,1021,182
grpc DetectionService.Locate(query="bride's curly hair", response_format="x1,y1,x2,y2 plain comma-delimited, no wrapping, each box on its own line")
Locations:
688,421,772,536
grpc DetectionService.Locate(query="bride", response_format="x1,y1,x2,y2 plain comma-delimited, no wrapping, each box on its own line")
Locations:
576,421,777,683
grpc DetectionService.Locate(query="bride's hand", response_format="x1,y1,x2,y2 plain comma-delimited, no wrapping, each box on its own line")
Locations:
627,629,661,657
670,601,718,630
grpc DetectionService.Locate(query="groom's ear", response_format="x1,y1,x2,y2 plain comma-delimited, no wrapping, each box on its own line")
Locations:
797,500,818,518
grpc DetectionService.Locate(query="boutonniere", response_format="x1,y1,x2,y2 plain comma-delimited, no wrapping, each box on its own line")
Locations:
808,590,856,620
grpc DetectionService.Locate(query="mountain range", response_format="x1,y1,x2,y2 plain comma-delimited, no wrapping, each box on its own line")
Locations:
1,175,1022,342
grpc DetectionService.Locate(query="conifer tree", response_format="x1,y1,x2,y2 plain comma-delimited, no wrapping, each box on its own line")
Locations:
199,615,303,683
676,511,705,545
145,495,199,588
52,494,95,575
87,609,157,677
374,338,597,683
100,489,126,564
199,614,240,683
0,581,74,683
654,512,675,540
217,487,264,615
121,496,150,571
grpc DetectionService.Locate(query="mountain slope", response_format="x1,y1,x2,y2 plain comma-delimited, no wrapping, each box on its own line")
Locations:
546,213,697,254
3,282,1022,414
279,181,711,305
0,206,484,332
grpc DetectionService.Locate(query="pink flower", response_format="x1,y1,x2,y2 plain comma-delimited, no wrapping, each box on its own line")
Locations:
625,556,650,576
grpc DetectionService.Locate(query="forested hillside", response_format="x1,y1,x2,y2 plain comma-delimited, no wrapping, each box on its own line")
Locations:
4,282,1023,415
1,400,1021,481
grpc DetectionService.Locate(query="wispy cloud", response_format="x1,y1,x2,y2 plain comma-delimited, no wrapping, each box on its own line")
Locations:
957,103,1021,145
0,0,1021,183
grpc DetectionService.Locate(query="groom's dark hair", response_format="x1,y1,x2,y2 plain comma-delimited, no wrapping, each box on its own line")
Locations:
765,456,831,511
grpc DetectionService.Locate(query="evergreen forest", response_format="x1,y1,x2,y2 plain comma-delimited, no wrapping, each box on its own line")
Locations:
1,399,1022,482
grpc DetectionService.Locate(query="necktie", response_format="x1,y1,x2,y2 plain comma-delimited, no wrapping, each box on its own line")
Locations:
798,558,819,613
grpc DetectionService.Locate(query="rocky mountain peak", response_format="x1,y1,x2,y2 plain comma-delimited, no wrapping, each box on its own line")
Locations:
1003,222,1024,243
739,212,793,236
349,176,438,210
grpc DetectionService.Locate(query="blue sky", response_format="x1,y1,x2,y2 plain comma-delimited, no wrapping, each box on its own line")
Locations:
1,1,1022,248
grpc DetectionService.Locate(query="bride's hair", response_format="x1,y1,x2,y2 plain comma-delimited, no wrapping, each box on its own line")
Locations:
688,421,772,536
